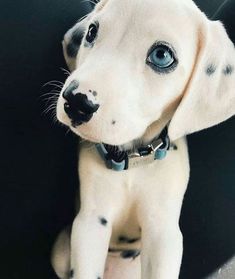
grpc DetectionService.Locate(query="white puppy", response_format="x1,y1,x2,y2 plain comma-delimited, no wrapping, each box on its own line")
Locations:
52,0,235,278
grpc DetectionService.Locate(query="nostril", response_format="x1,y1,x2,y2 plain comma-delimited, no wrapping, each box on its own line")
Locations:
64,102,71,116
62,80,79,100
64,103,70,109
64,102,86,117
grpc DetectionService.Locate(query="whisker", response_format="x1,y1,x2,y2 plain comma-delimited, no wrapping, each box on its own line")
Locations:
81,0,98,6
42,103,57,115
43,84,63,90
52,113,59,125
65,128,71,136
39,89,61,106
42,93,59,114
43,80,64,87
43,96,59,106
60,67,71,76
40,91,60,98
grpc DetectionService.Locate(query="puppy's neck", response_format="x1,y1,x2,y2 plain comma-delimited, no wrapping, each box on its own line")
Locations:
121,98,180,151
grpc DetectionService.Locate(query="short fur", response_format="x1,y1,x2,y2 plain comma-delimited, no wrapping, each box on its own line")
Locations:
52,0,235,278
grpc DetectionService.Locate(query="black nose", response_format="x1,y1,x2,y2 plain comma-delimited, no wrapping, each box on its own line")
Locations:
62,81,99,126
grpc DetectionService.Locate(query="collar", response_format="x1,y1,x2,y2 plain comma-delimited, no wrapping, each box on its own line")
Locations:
96,127,171,171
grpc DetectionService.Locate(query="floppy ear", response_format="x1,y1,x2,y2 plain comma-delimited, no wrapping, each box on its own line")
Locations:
168,18,235,141
62,15,90,72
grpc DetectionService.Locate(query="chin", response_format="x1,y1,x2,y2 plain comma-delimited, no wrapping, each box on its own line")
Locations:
70,126,145,146
70,127,101,143
57,111,146,146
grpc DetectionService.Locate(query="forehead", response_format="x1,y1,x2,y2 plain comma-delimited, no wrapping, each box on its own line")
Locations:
94,0,199,50
96,0,199,28
102,0,193,16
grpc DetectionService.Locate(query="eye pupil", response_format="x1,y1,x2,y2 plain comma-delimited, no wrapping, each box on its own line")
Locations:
156,50,166,59
86,23,98,44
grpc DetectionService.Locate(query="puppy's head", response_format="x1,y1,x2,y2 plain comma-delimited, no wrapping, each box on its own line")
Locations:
57,0,235,146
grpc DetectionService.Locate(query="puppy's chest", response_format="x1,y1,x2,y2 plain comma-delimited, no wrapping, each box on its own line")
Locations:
109,205,141,256
78,138,189,256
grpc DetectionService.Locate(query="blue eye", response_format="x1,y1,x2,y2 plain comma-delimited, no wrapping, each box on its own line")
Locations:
147,42,178,74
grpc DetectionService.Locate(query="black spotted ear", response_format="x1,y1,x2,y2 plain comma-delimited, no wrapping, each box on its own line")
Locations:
168,17,235,140
62,16,90,71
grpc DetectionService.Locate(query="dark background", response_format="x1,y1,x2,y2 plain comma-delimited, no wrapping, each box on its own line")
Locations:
0,0,234,278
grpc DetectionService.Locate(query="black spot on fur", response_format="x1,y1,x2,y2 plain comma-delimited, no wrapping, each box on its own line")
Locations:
69,269,74,278
206,64,216,76
99,217,108,226
92,91,97,96
121,250,141,259
223,64,234,75
171,144,178,150
118,235,140,243
66,28,85,57
66,42,79,58
111,120,116,125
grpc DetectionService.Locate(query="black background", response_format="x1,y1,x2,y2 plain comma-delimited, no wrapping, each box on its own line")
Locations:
0,0,234,278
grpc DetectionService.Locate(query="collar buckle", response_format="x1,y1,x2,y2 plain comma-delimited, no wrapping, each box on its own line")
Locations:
128,138,163,169
150,138,165,153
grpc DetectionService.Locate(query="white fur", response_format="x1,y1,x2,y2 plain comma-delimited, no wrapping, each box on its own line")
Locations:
52,0,235,278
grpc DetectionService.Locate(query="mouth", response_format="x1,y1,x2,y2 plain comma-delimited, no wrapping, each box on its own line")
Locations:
71,119,83,128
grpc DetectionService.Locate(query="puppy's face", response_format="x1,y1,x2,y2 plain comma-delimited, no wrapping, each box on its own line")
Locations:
56,0,235,145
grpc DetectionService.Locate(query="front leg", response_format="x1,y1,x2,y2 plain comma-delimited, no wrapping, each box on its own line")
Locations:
70,143,130,279
137,186,185,279
71,211,112,279
141,220,183,279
